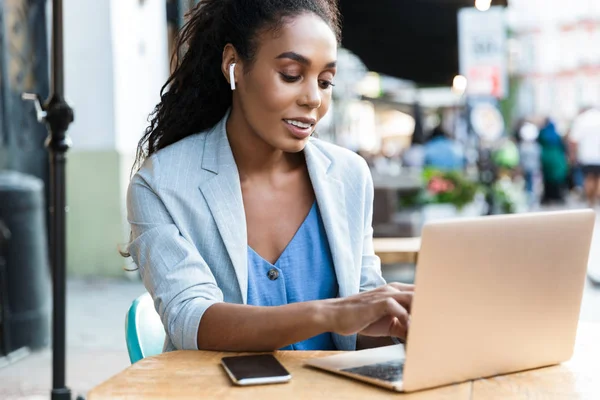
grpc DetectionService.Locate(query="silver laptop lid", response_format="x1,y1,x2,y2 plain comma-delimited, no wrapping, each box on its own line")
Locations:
403,209,595,392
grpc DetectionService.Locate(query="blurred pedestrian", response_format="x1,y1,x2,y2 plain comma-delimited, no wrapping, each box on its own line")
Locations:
423,124,465,171
538,118,568,204
516,121,541,207
404,103,426,168
569,107,600,207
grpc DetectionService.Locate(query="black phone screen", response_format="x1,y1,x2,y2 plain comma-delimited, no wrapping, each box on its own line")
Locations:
221,354,290,380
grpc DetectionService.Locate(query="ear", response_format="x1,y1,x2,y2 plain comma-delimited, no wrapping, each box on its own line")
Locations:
222,44,240,86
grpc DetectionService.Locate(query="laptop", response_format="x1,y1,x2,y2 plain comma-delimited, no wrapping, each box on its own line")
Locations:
306,209,595,392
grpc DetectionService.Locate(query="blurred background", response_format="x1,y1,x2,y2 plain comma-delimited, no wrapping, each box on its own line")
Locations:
1,0,600,398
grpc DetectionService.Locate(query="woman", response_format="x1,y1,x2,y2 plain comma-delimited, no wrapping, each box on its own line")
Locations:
538,118,568,204
515,121,541,207
423,124,465,171
126,0,412,353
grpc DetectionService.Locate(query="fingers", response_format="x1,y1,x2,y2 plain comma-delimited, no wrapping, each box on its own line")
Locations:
389,292,413,313
388,317,408,339
382,298,410,327
387,282,415,292
334,285,414,336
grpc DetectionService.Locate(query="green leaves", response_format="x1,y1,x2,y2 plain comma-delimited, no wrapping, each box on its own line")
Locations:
400,168,480,210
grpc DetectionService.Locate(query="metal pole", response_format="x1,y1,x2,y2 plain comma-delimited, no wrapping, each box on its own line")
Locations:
0,221,11,357
51,0,64,96
23,0,73,398
47,0,73,397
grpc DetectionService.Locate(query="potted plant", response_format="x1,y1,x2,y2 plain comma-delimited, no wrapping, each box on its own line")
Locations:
400,168,483,223
491,176,528,214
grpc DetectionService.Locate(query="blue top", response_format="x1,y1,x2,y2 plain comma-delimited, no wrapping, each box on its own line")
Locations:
247,202,338,350
424,137,465,170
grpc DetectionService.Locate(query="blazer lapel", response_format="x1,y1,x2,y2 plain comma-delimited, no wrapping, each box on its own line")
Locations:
198,114,249,303
304,141,354,298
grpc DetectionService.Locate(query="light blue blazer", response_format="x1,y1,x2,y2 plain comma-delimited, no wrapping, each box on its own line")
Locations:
127,111,386,352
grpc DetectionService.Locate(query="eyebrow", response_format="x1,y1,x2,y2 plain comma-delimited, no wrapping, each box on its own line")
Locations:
275,51,337,69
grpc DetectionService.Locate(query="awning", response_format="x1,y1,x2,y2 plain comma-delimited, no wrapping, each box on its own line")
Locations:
339,0,508,85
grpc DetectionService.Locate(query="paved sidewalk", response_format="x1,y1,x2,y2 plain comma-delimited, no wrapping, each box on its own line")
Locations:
0,276,145,399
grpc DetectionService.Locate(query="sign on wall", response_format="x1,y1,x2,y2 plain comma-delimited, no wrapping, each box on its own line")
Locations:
458,7,508,99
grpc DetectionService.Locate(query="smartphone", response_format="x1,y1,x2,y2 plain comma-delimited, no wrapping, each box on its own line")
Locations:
221,354,291,386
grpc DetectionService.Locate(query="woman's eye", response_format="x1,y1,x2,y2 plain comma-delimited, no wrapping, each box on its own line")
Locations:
280,73,301,83
319,80,335,89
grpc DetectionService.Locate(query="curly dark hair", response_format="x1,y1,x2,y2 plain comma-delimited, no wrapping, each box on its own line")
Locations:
132,0,341,172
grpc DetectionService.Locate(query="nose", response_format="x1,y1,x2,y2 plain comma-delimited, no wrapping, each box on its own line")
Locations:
298,80,322,109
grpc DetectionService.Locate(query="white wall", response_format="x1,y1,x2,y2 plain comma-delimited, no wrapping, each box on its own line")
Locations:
63,0,168,153
64,0,116,150
111,0,169,154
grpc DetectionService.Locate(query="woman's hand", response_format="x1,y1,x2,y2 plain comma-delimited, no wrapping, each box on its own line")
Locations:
198,283,413,352
324,283,414,340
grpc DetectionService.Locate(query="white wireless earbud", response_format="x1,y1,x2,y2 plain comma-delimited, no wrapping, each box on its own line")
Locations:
229,63,236,90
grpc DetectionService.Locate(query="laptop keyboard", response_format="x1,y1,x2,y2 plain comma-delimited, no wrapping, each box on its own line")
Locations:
341,360,405,383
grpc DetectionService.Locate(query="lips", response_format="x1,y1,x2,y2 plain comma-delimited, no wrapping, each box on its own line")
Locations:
282,118,316,140
283,117,316,128
284,119,312,129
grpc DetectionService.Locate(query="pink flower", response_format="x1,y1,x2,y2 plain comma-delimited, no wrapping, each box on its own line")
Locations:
428,177,455,194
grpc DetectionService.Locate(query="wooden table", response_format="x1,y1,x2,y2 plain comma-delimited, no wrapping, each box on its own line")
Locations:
373,237,421,264
88,323,600,399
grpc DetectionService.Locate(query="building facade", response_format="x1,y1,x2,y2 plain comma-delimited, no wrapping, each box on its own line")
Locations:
509,0,600,131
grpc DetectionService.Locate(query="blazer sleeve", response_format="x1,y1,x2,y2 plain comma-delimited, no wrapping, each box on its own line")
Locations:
358,160,387,292
127,157,223,350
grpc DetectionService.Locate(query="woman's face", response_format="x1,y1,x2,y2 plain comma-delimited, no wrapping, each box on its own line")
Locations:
230,13,337,153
